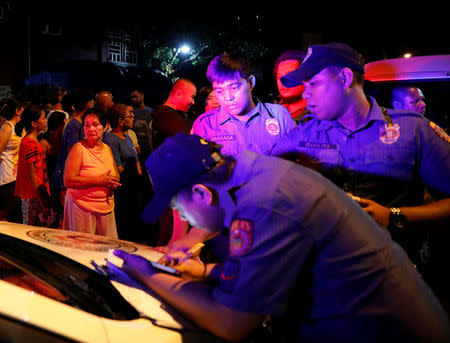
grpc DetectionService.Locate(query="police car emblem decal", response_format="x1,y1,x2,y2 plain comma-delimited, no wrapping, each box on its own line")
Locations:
379,123,400,144
229,219,253,256
27,229,137,252
265,118,280,136
429,121,450,143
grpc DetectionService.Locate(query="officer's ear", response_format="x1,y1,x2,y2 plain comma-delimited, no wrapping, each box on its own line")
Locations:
392,100,401,110
338,68,354,89
192,184,215,205
248,75,256,91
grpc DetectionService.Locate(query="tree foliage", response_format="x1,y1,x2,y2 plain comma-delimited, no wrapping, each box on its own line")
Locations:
140,30,268,81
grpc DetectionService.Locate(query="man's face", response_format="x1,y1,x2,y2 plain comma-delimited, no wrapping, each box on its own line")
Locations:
130,91,144,107
170,186,224,232
212,77,254,116
401,88,426,115
179,84,197,112
302,68,346,121
276,60,305,100
121,106,134,130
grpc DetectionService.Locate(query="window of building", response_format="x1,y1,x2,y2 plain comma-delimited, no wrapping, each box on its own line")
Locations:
108,32,137,66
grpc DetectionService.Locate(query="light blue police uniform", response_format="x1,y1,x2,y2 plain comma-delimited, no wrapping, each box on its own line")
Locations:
191,101,296,157
270,97,450,204
211,150,450,342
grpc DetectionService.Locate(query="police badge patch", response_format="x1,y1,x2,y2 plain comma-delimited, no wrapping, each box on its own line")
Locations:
429,121,450,143
229,219,253,256
379,123,400,144
265,118,280,136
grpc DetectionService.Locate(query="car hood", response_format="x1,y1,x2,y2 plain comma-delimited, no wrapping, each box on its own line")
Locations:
0,222,198,330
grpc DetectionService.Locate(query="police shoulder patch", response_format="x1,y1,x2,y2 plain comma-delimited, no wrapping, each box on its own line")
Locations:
229,219,253,256
429,121,450,143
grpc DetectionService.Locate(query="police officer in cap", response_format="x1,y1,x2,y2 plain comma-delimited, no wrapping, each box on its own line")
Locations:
271,43,450,278
109,133,449,343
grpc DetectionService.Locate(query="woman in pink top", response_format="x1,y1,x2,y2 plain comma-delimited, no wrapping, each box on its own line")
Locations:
63,108,121,237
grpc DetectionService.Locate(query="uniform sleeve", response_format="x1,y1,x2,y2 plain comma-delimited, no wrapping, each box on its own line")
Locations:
212,203,313,316
418,120,450,196
269,128,300,157
278,105,297,133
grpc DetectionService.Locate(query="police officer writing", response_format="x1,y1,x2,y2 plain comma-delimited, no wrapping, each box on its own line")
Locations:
109,133,449,343
270,43,450,274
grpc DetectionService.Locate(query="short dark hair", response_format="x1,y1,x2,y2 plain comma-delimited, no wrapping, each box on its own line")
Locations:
207,53,251,84
47,111,67,132
107,103,127,129
273,50,306,76
62,88,95,113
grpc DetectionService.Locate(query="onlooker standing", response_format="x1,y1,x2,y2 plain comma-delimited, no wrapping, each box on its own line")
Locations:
150,78,197,246
15,105,51,226
130,89,154,161
0,97,25,222
191,86,220,120
52,89,94,227
104,104,145,242
151,78,196,149
63,109,120,237
274,49,310,123
38,110,67,227
391,86,426,115
94,90,114,116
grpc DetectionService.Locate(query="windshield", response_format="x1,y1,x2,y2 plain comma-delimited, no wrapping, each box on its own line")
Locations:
0,233,140,320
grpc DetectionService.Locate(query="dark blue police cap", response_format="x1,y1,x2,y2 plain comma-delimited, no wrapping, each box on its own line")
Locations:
281,42,365,87
142,133,223,224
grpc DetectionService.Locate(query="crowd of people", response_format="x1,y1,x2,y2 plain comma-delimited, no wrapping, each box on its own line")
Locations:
1,42,449,342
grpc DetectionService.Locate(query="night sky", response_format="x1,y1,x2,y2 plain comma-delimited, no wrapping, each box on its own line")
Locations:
17,1,448,63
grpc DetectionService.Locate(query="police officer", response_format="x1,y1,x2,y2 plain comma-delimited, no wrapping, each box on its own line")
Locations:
271,43,450,274
166,53,297,254
110,133,449,343
191,53,296,157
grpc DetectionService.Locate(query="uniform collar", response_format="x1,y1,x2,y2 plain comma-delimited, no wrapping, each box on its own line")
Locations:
218,150,259,227
217,101,265,125
322,96,386,132
366,96,387,123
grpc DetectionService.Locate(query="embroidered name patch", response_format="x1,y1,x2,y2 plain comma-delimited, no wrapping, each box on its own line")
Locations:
265,118,280,135
379,123,400,144
229,219,253,256
430,121,450,143
209,134,235,141
298,142,338,150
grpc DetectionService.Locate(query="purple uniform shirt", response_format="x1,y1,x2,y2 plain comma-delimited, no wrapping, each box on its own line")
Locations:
191,102,296,157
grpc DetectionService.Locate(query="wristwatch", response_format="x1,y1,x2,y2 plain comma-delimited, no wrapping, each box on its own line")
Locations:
389,207,408,229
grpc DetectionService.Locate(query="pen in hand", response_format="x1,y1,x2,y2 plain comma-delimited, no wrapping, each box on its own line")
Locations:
179,243,205,264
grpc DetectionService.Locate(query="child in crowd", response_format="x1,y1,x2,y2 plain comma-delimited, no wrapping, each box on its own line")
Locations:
15,105,52,226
